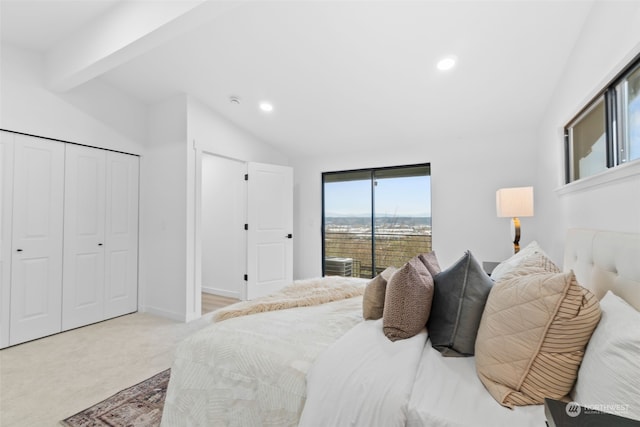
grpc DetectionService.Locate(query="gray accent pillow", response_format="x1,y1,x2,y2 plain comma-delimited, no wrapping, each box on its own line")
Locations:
427,250,493,357
362,267,397,320
383,257,434,341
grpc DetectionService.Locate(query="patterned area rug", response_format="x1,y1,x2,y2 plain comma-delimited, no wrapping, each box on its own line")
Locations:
60,369,170,427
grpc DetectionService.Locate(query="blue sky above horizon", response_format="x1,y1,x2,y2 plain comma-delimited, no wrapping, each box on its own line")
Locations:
324,175,431,217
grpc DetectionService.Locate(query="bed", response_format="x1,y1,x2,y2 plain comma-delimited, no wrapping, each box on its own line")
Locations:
161,228,640,426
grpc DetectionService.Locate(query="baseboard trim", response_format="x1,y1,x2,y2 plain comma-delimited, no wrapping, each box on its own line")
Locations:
202,287,241,299
140,305,187,322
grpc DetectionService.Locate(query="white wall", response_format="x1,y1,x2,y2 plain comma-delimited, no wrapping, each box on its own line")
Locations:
139,95,188,320
292,131,539,278
535,1,640,263
0,44,147,154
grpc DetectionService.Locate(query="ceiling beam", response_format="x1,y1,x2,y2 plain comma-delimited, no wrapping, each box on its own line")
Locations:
45,0,241,92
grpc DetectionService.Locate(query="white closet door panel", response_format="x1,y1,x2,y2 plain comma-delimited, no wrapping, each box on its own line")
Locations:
1,132,14,348
104,152,138,318
62,145,106,330
10,135,64,345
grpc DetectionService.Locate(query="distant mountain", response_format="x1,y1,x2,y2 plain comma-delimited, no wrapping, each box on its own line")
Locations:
326,216,431,226
326,212,431,218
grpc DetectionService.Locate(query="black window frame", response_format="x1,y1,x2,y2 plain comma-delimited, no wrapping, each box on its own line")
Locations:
321,163,431,278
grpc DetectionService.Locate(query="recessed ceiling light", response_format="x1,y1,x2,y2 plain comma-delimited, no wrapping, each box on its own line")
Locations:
437,56,457,71
259,102,274,112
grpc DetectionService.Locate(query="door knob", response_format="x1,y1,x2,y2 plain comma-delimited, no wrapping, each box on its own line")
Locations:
98,243,103,246
286,234,293,239
16,249,23,252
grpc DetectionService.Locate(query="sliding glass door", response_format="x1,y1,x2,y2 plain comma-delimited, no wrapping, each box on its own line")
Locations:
322,164,431,278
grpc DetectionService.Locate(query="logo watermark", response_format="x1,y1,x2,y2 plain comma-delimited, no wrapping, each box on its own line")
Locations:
565,401,630,417
565,402,581,417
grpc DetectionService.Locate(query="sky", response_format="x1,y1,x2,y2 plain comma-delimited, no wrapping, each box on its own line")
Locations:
324,175,431,217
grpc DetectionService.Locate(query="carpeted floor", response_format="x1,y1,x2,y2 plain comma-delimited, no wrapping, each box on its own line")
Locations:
61,369,170,427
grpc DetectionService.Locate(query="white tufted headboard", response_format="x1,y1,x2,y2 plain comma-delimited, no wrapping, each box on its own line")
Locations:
564,228,640,311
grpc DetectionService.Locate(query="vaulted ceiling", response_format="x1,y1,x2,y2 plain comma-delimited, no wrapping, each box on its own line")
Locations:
1,0,595,157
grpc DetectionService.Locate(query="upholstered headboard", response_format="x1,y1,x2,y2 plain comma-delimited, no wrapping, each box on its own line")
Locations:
564,228,640,311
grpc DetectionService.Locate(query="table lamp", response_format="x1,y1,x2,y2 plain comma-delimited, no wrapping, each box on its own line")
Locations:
496,186,534,253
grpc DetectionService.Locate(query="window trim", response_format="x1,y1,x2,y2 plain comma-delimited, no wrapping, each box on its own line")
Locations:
555,155,640,195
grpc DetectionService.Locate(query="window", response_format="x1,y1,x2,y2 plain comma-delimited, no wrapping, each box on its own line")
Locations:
616,63,640,164
322,164,431,278
567,96,607,181
565,54,640,183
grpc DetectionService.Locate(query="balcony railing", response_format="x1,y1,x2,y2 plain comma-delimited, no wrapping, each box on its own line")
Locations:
324,231,432,278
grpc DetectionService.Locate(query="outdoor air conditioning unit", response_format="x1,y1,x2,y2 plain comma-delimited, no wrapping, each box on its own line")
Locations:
325,257,353,277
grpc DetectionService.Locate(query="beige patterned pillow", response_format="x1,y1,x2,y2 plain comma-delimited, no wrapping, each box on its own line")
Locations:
383,257,433,341
363,267,397,320
475,270,601,407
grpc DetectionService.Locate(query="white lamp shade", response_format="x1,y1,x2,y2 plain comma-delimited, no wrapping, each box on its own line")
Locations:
496,186,534,218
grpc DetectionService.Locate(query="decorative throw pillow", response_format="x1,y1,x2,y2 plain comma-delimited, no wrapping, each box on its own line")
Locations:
497,252,560,282
490,241,548,282
418,251,441,277
475,270,601,408
572,291,640,421
383,257,433,341
427,250,493,357
363,267,397,320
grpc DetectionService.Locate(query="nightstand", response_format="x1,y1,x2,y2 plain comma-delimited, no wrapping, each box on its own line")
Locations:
482,261,500,276
544,398,640,427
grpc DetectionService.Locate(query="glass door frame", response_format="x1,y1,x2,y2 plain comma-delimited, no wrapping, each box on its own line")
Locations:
321,163,430,278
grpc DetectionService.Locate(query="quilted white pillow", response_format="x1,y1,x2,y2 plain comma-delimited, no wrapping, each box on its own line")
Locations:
572,291,640,421
490,241,548,282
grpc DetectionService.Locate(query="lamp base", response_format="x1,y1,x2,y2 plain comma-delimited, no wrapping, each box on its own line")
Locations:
511,217,521,253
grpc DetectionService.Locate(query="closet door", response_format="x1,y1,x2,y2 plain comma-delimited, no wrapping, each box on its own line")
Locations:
62,145,106,330
10,135,65,345
0,132,15,348
103,152,139,318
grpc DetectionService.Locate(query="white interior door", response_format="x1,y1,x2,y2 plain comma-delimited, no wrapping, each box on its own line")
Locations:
246,162,293,300
103,151,139,318
62,145,106,330
0,132,15,348
10,135,65,345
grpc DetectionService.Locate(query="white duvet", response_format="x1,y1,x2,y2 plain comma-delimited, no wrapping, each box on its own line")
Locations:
407,340,545,427
300,320,545,427
162,295,546,427
161,297,363,427
300,319,427,427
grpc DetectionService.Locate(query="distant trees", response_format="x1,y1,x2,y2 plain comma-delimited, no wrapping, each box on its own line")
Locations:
324,232,432,278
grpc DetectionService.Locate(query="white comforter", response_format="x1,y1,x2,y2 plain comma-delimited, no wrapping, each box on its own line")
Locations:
407,340,545,427
162,294,546,427
300,320,545,427
161,297,363,427
299,319,427,427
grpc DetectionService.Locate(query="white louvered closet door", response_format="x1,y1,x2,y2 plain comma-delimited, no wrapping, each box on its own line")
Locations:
10,135,65,346
62,145,106,330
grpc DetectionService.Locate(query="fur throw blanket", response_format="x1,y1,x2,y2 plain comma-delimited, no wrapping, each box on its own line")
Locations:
212,276,367,322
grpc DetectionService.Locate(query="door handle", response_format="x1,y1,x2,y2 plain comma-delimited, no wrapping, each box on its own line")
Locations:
16,249,23,252
98,243,103,246
286,234,293,239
